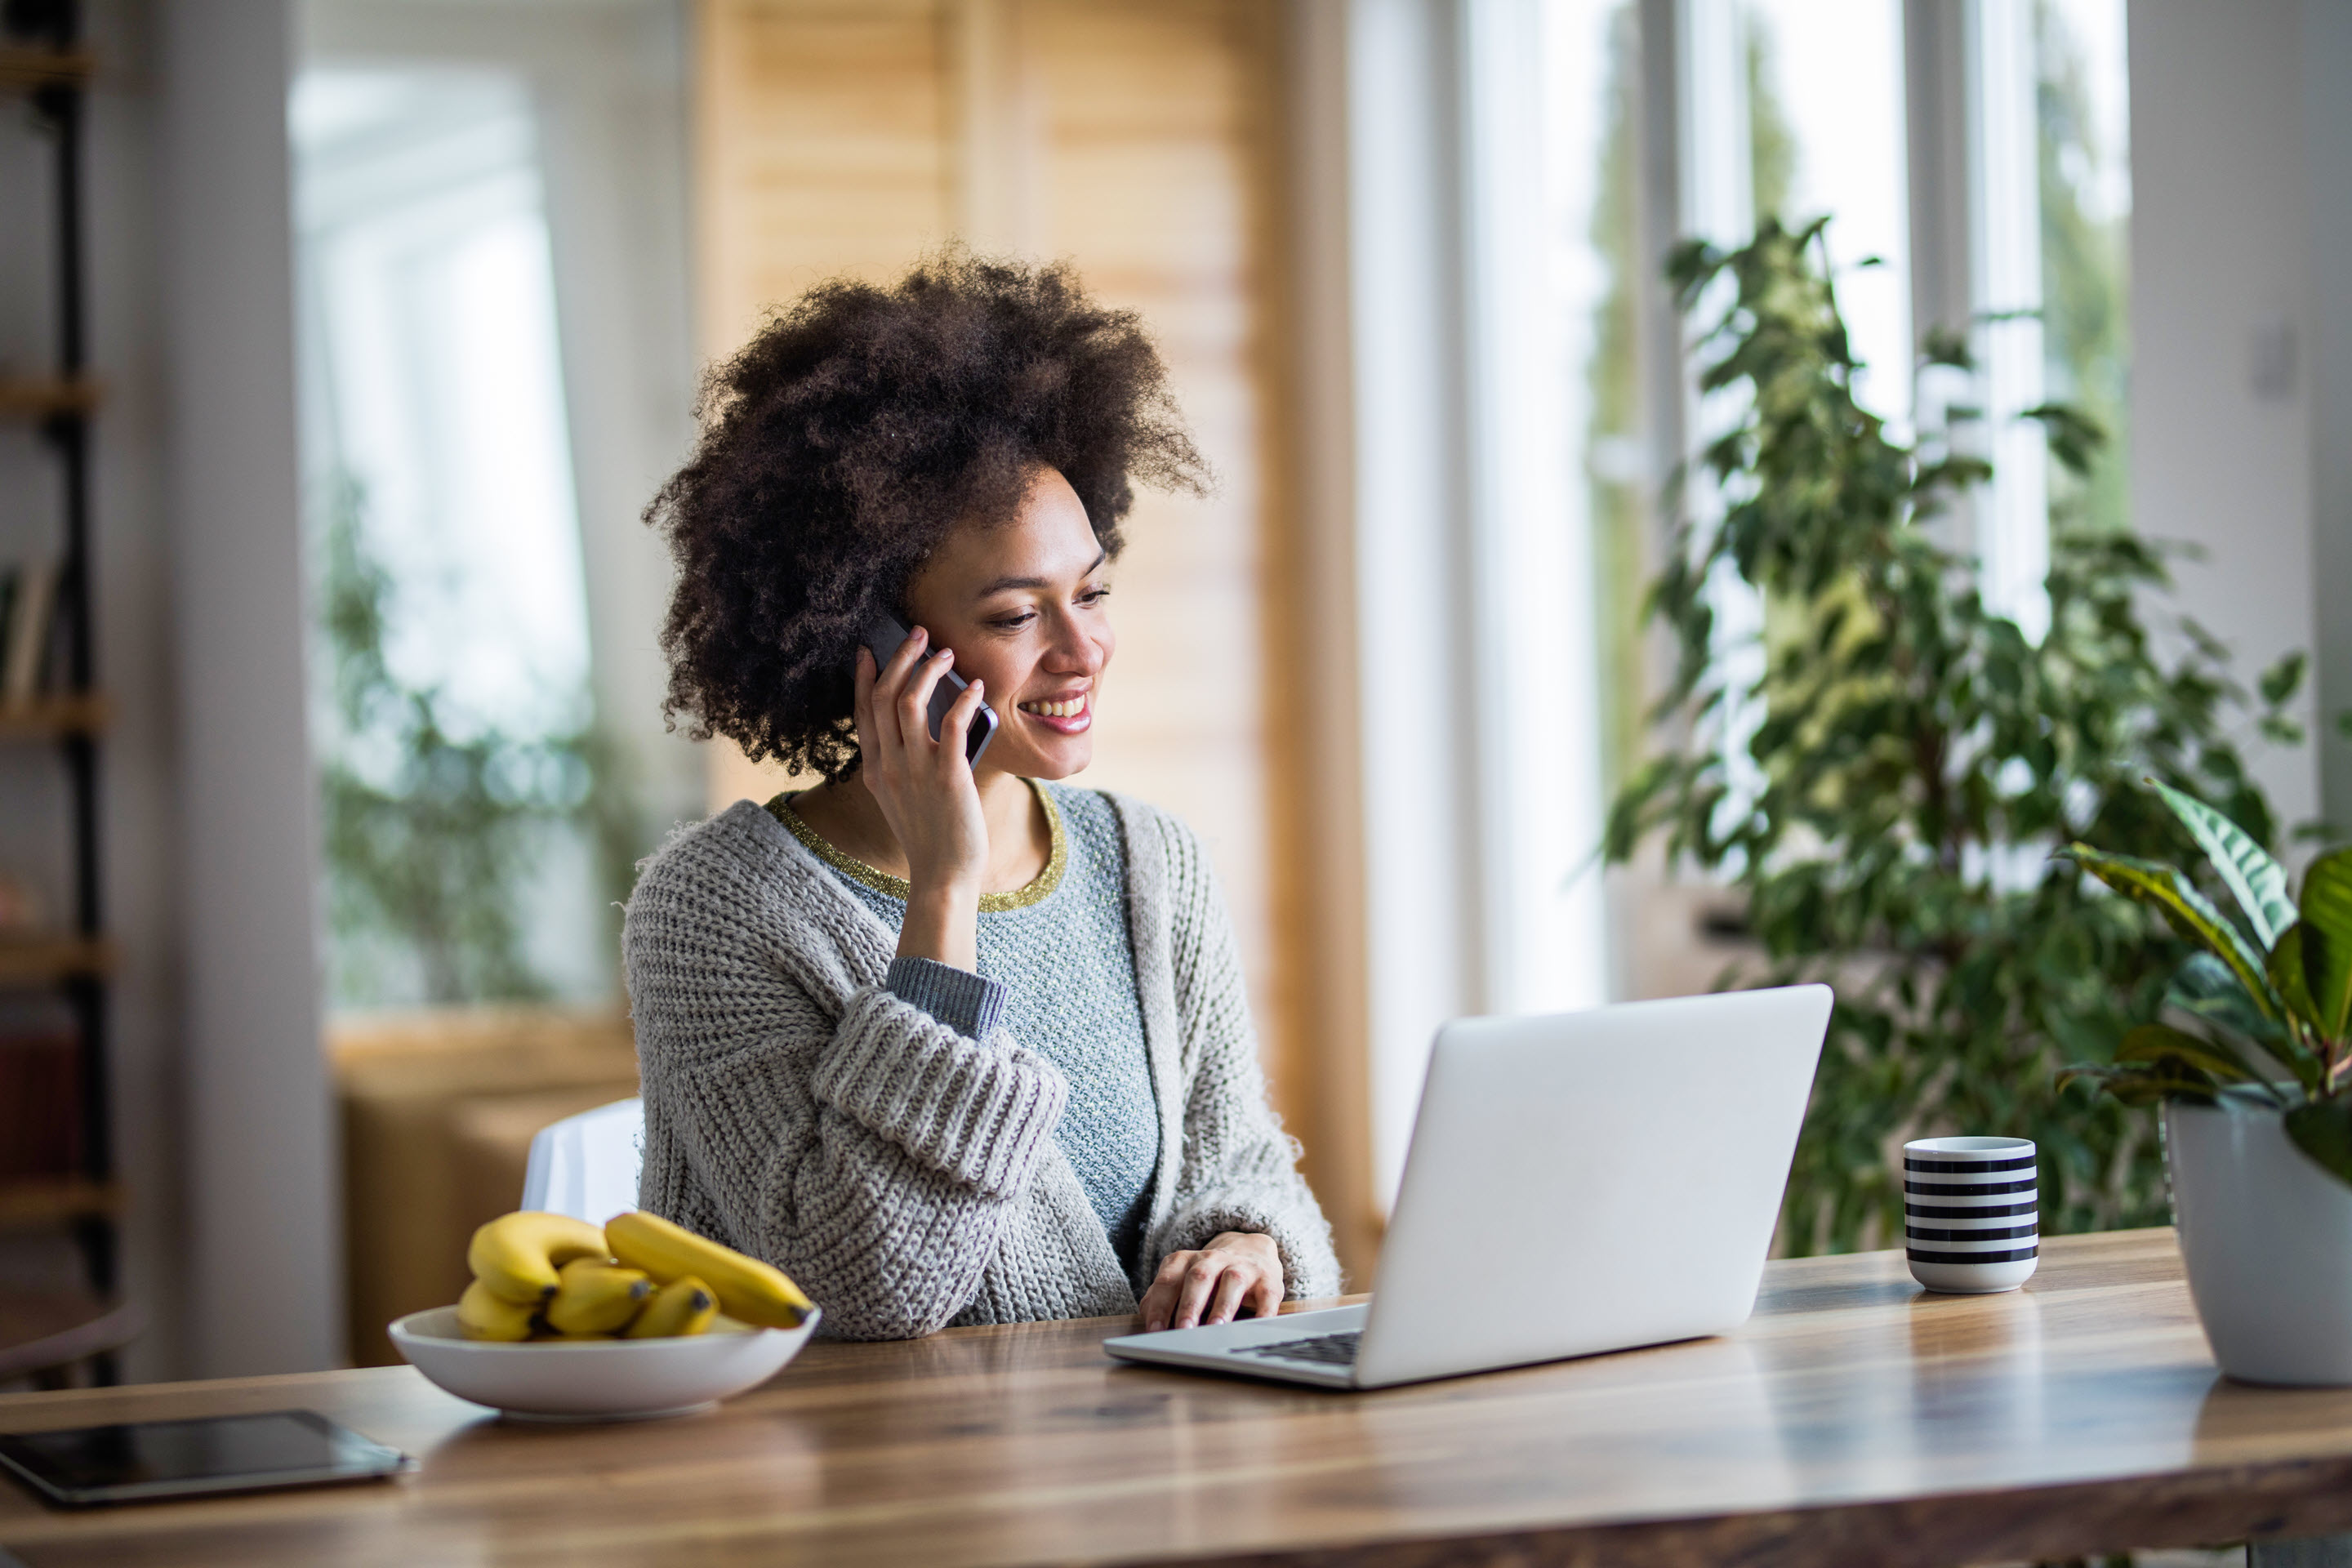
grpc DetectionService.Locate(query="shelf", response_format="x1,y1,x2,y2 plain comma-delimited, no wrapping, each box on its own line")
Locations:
0,377,101,420
0,693,107,739
0,936,113,987
0,1177,120,1231
11,3,118,1318
0,47,93,90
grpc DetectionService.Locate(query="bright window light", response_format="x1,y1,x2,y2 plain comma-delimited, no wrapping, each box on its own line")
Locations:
292,65,608,1007
292,67,592,746
1745,0,1912,429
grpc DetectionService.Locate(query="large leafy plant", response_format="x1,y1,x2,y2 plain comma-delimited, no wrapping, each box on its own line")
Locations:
2067,792,2352,1180
1606,217,2306,1253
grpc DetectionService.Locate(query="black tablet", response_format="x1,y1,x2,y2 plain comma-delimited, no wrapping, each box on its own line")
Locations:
0,1410,412,1508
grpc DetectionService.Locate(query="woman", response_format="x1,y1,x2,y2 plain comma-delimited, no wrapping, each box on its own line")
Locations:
626,253,1339,1341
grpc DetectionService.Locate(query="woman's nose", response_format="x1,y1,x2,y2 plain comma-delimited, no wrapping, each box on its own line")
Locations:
1044,615,1107,675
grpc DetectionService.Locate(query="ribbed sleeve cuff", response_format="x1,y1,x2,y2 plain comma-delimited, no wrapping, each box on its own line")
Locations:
811,987,1068,1198
884,956,1009,1040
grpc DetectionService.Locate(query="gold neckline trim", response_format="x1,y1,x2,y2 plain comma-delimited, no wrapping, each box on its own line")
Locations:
767,777,1067,912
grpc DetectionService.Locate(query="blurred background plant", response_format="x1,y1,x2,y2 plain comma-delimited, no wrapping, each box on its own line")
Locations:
311,476,638,1007
1604,216,2309,1254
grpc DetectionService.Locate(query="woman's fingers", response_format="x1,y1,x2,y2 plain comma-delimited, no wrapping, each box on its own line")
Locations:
899,645,955,751
1205,1265,1252,1326
937,676,987,771
852,645,882,755
1141,1252,1193,1332
884,621,929,683
868,625,929,752
1172,1255,1228,1331
1247,1263,1283,1319
1140,1241,1284,1332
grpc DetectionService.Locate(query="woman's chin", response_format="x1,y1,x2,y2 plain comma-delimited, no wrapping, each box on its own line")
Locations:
1008,731,1093,781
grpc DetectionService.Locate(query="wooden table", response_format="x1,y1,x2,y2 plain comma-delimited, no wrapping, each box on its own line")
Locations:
2,1228,2350,1566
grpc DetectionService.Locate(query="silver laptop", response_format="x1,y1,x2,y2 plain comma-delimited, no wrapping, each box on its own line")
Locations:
1103,985,1831,1390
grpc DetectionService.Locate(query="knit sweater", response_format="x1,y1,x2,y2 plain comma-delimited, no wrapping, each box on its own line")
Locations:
622,790,1341,1340
775,783,1163,1273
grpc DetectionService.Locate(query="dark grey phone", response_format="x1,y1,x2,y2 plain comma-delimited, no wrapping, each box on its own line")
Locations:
0,1410,412,1508
864,613,998,766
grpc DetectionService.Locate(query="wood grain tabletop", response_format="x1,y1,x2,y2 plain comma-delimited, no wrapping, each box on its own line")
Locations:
2,1228,2346,1567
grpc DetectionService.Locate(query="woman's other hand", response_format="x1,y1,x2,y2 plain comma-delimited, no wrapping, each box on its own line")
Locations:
853,627,991,970
1140,1232,1284,1331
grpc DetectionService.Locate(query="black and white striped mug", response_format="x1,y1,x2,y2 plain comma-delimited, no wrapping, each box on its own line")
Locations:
1903,1136,2038,1294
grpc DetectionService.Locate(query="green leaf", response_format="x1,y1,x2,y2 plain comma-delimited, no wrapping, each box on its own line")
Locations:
2258,651,2308,707
2114,1022,2264,1085
2284,1101,2352,1189
2260,929,2329,1094
2020,402,2108,476
2168,952,2283,1046
2271,922,2320,1022
2149,779,2295,948
1921,324,1973,369
2302,849,2352,1038
2067,843,2279,1018
2058,1060,2216,1107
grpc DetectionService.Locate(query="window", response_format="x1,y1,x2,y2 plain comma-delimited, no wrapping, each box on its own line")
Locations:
2033,0,2131,541
1968,0,2132,639
1551,0,2132,988
292,68,612,1008
1743,0,1912,429
1550,0,1645,799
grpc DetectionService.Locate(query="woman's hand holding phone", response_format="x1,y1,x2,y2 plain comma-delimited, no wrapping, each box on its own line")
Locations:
852,624,991,972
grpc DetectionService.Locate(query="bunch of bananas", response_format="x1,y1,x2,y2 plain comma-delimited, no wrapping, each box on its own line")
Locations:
457,1210,815,1343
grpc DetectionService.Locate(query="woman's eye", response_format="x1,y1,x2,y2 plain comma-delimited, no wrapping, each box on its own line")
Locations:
991,612,1037,631
1080,586,1111,605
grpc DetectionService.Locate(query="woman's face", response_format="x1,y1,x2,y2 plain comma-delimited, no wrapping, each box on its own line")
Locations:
901,467,1115,782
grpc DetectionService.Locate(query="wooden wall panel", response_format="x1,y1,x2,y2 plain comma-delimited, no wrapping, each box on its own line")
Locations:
691,0,1364,1269
1021,0,1285,1103
695,0,953,359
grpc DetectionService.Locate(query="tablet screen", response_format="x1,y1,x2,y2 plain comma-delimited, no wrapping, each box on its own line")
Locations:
0,1410,410,1507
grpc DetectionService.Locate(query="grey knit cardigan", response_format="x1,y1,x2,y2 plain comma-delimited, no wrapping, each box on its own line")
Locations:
623,792,1341,1340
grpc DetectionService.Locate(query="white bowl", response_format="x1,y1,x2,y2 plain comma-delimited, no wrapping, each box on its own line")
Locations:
389,1305,820,1421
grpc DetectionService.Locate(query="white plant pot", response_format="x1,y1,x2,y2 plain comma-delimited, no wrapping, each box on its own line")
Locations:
2166,1090,2352,1386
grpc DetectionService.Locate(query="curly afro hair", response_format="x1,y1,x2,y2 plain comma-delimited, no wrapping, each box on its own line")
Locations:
645,251,1207,781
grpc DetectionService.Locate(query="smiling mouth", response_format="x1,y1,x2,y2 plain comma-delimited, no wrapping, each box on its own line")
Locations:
1017,693,1092,730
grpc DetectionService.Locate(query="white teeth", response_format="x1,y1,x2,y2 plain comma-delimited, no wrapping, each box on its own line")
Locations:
1020,697,1086,719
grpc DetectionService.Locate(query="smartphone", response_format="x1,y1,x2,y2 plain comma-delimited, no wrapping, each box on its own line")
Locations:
0,1410,413,1508
863,612,998,766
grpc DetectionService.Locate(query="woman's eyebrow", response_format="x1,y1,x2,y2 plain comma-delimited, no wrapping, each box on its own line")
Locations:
973,548,1109,599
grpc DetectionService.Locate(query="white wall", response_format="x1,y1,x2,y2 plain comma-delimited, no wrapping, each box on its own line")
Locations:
2128,0,2323,833
2305,0,2352,839
158,0,341,1376
86,0,188,1383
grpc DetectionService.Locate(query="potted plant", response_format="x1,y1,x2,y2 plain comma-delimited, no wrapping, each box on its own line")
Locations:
2066,786,2352,1385
1606,216,2308,1256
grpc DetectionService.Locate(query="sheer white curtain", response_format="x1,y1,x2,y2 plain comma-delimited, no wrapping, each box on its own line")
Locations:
1334,0,1610,1205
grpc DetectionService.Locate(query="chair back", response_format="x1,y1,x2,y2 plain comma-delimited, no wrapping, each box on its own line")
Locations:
520,1097,645,1223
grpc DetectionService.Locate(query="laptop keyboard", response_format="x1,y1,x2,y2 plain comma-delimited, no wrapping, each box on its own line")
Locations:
1235,1330,1361,1367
